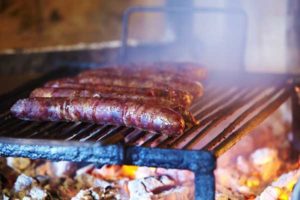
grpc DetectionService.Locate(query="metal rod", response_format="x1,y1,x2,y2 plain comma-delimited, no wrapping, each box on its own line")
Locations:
119,6,247,67
213,88,290,157
161,88,245,148
193,87,239,119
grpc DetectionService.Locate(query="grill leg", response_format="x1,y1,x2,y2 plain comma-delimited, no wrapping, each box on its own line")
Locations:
291,87,300,157
195,171,215,200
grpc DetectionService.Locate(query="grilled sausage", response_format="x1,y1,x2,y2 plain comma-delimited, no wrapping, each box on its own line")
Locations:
11,98,185,135
30,87,198,126
77,74,204,98
44,82,193,107
46,76,203,98
80,62,207,81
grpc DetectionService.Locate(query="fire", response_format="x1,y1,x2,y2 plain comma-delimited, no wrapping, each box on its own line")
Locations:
120,165,139,179
275,177,297,200
215,105,300,199
256,168,300,199
245,177,260,188
91,165,141,180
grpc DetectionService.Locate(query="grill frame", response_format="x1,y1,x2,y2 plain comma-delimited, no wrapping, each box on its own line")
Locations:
0,66,295,199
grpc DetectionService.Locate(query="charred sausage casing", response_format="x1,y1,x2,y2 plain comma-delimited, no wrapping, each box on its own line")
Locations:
46,76,203,98
44,81,193,107
11,98,185,135
79,62,207,81
30,87,198,126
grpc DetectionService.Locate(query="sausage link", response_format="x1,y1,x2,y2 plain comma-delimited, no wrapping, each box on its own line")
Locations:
44,81,193,107
30,87,198,126
11,98,185,135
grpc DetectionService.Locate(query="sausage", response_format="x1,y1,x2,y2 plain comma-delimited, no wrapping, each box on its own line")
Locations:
77,74,204,98
44,81,193,107
48,76,203,98
30,87,198,126
80,62,207,81
10,98,185,135
77,75,203,98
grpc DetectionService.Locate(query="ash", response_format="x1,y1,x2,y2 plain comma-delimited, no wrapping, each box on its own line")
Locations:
0,158,194,200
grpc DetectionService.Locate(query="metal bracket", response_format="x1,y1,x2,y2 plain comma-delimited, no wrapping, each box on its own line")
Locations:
125,146,216,199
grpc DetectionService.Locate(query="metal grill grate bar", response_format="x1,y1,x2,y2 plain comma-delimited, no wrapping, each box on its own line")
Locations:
182,87,268,149
213,88,290,157
203,85,285,151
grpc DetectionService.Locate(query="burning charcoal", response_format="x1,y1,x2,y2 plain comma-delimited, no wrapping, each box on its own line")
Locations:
35,162,50,176
13,174,36,192
7,157,31,172
236,156,251,174
0,165,19,189
92,165,123,180
154,168,194,184
94,179,112,189
135,167,156,179
12,174,37,198
50,161,77,177
144,176,176,193
76,164,95,176
35,175,50,186
256,169,300,199
128,175,192,200
250,148,281,182
53,177,79,198
159,175,176,186
256,186,281,200
28,186,50,199
127,178,149,198
76,173,96,188
72,186,120,200
11,174,51,199
0,157,7,168
72,189,99,200
2,194,9,200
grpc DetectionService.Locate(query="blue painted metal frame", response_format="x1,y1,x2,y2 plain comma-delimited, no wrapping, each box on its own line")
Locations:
119,6,248,71
0,138,215,199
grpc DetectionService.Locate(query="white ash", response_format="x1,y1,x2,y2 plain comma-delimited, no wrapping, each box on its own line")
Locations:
250,148,278,166
29,186,49,199
49,161,77,177
72,188,101,200
12,174,50,199
128,175,193,200
13,174,37,192
72,186,121,200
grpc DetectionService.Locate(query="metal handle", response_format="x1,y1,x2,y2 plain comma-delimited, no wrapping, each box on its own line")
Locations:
119,6,248,71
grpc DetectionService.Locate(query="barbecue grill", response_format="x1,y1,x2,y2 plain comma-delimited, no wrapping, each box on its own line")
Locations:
0,6,299,200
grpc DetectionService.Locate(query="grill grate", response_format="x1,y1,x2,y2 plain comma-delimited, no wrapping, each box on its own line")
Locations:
0,68,292,157
0,67,293,200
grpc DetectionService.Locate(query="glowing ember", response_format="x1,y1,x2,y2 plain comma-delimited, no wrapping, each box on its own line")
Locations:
256,168,300,200
216,105,299,199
